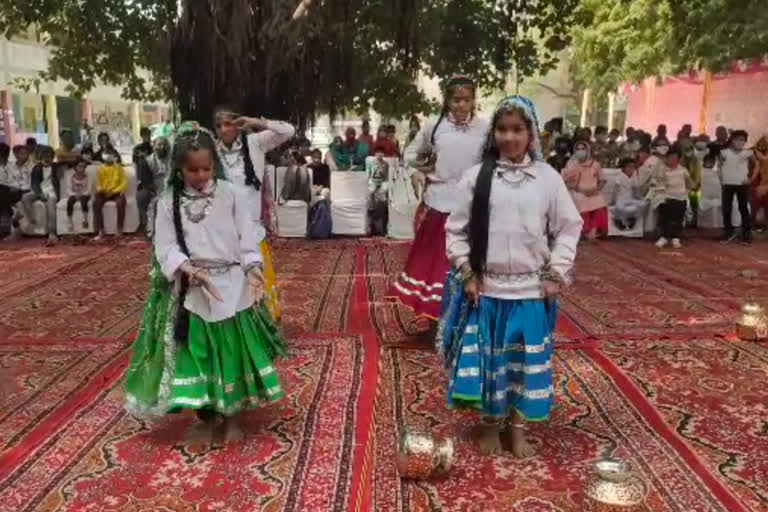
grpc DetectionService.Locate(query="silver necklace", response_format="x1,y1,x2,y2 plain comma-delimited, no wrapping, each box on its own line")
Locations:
217,144,243,175
182,183,216,223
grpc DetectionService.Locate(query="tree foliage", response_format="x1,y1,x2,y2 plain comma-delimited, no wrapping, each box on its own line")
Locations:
570,0,768,97
0,0,579,128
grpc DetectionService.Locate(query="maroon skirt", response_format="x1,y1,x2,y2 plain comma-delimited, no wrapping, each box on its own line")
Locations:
385,204,450,320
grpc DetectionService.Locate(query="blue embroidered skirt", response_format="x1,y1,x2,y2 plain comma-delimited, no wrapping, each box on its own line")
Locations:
438,269,557,421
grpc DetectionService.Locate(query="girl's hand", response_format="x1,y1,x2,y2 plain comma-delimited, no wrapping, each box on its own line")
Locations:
411,171,426,197
181,262,224,302
464,276,483,305
234,116,268,131
540,280,561,298
247,265,266,302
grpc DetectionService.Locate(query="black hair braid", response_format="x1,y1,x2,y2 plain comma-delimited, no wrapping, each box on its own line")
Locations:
172,174,192,343
467,104,531,276
241,132,261,191
430,110,446,146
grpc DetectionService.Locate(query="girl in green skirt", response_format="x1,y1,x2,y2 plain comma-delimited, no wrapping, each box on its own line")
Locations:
125,122,285,443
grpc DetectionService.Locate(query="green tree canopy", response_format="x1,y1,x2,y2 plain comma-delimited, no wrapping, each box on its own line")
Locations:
1,0,579,128
571,0,768,97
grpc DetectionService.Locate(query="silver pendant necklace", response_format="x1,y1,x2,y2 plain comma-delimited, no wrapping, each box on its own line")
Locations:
182,183,217,223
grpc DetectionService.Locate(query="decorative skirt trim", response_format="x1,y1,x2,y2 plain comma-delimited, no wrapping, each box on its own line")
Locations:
438,269,558,421
385,204,450,320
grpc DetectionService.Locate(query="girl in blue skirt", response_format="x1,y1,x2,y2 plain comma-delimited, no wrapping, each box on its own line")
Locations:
440,96,582,457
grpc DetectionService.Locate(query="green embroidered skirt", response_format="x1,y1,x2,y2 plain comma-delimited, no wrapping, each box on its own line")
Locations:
125,264,286,416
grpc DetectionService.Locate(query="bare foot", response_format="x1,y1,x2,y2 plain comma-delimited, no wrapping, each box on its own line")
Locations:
93,233,104,242
505,423,537,459
186,419,215,445
474,424,503,455
222,417,245,444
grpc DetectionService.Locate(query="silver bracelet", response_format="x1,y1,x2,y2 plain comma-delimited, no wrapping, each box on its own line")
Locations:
243,261,264,274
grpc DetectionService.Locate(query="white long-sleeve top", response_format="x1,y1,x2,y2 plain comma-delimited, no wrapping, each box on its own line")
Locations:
216,120,295,239
404,115,488,213
446,158,583,300
154,180,264,323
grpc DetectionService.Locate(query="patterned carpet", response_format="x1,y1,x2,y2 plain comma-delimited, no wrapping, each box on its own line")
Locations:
1,236,768,511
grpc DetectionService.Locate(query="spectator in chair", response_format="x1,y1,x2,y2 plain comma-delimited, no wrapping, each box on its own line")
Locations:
307,148,330,196
55,128,80,167
22,146,60,244
65,158,93,233
94,132,122,164
359,120,375,156
93,150,127,240
1,145,34,240
610,157,647,231
547,135,571,174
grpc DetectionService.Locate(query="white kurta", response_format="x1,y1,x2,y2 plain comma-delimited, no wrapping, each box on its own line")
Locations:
217,121,295,241
446,159,583,299
611,172,647,220
154,180,264,323
403,115,488,214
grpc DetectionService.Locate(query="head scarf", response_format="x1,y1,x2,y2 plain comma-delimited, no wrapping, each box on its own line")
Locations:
489,95,543,161
168,120,227,187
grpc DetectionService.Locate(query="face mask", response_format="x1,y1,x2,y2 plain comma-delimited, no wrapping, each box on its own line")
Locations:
695,142,707,150
656,146,669,156
733,140,746,150
574,149,588,161
104,153,116,164
629,141,640,151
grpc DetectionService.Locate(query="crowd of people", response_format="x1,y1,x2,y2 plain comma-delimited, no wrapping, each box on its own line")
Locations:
0,130,131,244
541,120,768,246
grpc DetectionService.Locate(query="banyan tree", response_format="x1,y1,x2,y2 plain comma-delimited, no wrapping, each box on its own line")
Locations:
1,0,580,130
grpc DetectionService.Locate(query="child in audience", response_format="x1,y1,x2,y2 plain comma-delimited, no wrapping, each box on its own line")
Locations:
680,138,702,228
749,135,768,232
1,145,33,240
652,144,692,249
368,150,390,235
93,150,127,240
563,139,607,241
719,130,753,244
22,146,60,244
610,157,647,230
66,158,93,232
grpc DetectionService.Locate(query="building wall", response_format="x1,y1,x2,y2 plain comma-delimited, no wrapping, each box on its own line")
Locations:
0,32,168,150
625,64,768,138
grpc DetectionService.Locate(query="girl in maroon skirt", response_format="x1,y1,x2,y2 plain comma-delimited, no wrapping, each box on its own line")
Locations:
386,75,488,325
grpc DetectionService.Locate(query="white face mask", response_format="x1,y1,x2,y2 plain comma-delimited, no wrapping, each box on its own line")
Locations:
104,153,117,164
656,146,669,156
574,149,588,161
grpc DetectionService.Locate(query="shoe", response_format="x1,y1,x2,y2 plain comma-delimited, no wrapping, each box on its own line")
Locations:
655,237,668,248
720,232,738,244
615,219,627,230
46,233,58,246
741,232,753,245
626,218,637,230
671,238,682,249
82,220,89,230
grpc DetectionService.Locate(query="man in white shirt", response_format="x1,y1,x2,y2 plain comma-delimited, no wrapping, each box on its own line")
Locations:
718,130,753,243
1,145,34,240
610,157,647,230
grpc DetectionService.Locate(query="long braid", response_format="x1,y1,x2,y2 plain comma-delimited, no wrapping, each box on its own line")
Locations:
172,174,192,343
241,131,261,191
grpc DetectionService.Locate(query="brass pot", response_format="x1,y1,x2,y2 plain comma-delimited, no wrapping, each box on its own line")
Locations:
735,302,768,341
584,459,646,511
396,430,455,480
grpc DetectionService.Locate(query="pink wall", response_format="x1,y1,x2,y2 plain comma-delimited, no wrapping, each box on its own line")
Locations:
625,66,768,139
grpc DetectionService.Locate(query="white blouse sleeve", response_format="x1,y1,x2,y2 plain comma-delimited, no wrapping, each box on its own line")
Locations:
547,173,583,284
445,167,477,268
403,121,433,169
153,196,190,281
233,186,264,268
249,121,296,153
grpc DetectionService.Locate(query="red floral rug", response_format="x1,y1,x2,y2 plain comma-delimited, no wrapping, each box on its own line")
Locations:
373,345,750,512
559,240,766,339
0,334,378,512
0,338,130,455
597,337,768,511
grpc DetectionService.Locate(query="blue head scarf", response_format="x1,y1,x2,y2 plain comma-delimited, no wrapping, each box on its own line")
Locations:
487,95,543,161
